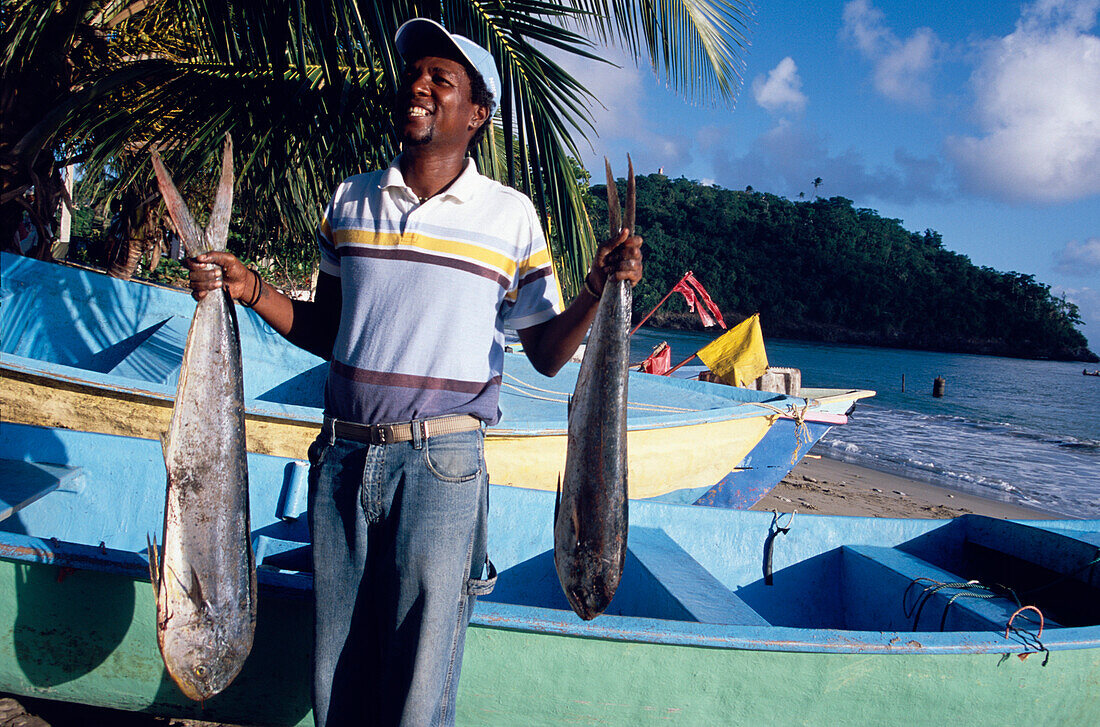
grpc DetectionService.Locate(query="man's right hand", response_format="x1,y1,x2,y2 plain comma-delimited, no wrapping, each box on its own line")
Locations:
183,251,255,303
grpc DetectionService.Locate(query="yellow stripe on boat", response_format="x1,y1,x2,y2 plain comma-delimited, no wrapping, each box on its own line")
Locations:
2,366,775,502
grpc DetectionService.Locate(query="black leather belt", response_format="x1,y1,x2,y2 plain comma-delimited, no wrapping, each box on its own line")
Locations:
327,414,481,445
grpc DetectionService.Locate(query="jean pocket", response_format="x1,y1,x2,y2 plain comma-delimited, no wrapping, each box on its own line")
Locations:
423,431,483,483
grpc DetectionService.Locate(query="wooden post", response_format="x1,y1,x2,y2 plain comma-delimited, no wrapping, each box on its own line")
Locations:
901,374,905,392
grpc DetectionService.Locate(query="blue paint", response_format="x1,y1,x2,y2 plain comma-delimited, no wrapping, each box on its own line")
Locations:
842,544,1059,632
1,419,1098,657
0,460,79,521
1,251,862,510
692,419,835,508
275,461,311,521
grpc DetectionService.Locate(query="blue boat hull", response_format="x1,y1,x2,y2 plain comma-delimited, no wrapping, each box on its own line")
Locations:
1,252,872,509
0,420,1098,723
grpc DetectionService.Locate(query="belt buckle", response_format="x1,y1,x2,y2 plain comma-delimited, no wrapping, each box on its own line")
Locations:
371,425,390,445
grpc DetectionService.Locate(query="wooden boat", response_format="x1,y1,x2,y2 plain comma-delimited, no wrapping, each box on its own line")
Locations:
0,252,872,508
1,422,1097,724
691,385,868,508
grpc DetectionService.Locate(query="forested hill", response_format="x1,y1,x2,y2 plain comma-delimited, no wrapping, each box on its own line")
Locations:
590,174,1096,363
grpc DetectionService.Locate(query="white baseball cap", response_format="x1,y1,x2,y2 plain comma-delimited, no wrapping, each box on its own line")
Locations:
395,18,501,116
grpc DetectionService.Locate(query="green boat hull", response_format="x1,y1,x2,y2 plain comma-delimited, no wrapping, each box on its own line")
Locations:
2,559,1096,726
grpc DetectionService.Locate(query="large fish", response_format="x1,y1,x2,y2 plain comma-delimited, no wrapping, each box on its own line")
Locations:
147,134,256,701
554,157,634,620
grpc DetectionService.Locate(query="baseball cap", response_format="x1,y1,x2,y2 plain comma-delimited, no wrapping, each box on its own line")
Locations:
395,18,501,116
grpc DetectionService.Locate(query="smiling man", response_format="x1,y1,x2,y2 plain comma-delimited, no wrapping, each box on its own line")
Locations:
185,18,641,727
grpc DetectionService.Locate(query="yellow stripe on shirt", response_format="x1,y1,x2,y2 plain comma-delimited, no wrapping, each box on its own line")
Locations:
334,229,517,279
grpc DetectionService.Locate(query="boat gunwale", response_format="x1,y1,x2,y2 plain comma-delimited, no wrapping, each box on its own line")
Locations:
2,528,1096,657
2,353,846,433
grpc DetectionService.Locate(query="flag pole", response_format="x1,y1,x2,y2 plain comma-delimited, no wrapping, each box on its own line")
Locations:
629,270,691,337
665,351,699,376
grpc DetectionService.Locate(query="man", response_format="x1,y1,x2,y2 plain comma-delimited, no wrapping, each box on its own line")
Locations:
185,18,641,727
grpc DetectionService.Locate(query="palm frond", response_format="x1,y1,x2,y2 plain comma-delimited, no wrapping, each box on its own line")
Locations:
564,0,754,103
38,0,753,295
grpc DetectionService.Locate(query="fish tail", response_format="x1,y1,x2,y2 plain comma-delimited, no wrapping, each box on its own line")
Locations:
204,133,234,252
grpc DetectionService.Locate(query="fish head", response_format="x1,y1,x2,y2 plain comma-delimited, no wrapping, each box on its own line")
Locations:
161,622,249,701
565,574,617,621
556,541,624,621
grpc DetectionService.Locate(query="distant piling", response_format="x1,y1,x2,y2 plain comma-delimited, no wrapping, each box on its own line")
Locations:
933,376,946,398
901,374,906,392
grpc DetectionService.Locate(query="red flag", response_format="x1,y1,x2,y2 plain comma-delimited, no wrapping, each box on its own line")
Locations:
684,272,726,329
639,342,672,375
671,277,711,326
671,271,726,328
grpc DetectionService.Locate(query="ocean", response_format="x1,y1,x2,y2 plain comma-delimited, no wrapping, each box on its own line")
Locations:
631,327,1100,518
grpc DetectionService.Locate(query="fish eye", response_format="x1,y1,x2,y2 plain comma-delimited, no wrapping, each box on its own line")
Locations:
193,664,207,678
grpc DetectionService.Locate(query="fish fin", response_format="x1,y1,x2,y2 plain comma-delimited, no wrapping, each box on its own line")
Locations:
188,565,208,612
554,474,562,523
147,534,160,592
204,133,234,252
605,157,620,236
150,149,205,256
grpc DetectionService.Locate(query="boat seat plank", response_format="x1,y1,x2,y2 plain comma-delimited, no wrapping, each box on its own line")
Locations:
0,459,83,521
625,527,769,626
963,515,1100,590
842,544,1060,632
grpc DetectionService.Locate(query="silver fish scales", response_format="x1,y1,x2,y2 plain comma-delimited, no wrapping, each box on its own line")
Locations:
554,156,634,620
147,134,256,701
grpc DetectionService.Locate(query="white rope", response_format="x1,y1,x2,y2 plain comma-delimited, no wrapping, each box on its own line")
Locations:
502,372,821,420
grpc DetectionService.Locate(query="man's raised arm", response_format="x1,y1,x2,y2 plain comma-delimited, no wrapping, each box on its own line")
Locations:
184,251,342,361
518,229,643,377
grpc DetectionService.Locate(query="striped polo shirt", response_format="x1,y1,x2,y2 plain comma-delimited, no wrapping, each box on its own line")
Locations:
318,156,564,426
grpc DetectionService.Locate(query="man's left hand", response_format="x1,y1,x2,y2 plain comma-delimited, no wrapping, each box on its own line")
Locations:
586,228,643,298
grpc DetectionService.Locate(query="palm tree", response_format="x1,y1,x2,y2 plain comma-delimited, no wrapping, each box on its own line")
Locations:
16,1,754,293
2,1,214,273
0,1,108,259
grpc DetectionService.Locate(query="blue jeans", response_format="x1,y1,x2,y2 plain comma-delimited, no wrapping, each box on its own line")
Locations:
308,420,495,727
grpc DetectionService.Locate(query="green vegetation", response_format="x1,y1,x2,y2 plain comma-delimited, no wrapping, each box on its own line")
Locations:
592,175,1095,362
3,1,753,294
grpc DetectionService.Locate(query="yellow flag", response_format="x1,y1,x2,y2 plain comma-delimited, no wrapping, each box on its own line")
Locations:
697,313,769,387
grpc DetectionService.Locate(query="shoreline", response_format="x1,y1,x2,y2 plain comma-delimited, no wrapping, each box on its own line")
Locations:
752,453,1059,520
640,315,1098,363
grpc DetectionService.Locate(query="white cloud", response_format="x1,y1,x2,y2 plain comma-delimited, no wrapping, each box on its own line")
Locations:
1055,237,1100,274
751,57,808,114
710,120,949,203
946,0,1100,203
549,44,694,171
840,0,942,105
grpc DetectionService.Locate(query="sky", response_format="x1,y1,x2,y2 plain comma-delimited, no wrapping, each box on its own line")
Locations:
552,0,1100,348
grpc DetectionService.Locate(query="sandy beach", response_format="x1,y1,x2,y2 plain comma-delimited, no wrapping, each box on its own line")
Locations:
752,454,1057,520
1,455,1060,726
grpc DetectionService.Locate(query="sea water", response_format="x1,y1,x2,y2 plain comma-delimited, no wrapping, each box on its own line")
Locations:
631,328,1100,518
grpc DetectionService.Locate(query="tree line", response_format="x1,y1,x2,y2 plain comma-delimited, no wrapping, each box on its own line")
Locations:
590,174,1095,362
